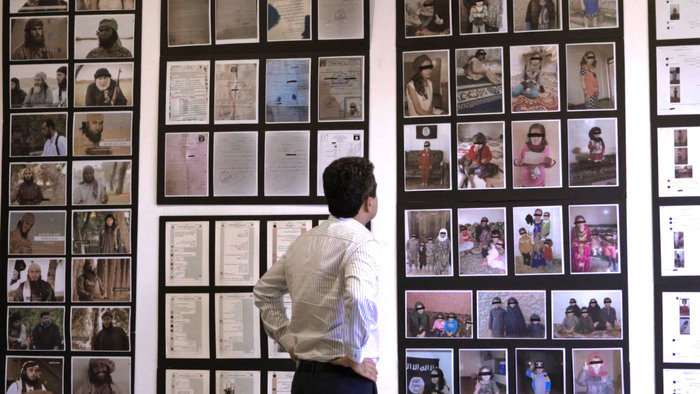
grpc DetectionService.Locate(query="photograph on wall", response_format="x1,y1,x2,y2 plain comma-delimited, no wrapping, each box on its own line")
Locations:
406,348,453,394
165,369,210,393
216,0,259,44
318,56,365,121
74,14,135,59
77,0,135,10
72,357,131,394
215,293,261,358
455,47,504,115
477,290,547,339
572,348,624,393
74,63,133,107
403,49,450,117
9,64,69,108
8,211,66,256
214,220,260,286
404,0,451,38
7,306,65,351
512,119,562,188
70,307,130,351
265,58,310,123
165,60,209,124
72,209,131,255
9,0,68,13
655,0,700,40
73,111,132,156
165,293,210,359
266,220,311,267
552,290,622,340
510,45,560,112
72,258,131,302
566,42,617,111
570,0,619,29
404,209,452,277
9,112,67,157
659,206,700,276
406,290,472,338
513,205,564,275
459,0,507,34
317,130,364,196
458,207,507,276
515,348,565,394
658,127,700,197
569,204,620,274
264,130,310,196
10,16,68,61
214,59,259,124
568,118,619,187
72,160,132,206
318,0,364,40
164,132,209,197
459,349,508,394
165,221,209,287
267,0,311,41
4,356,63,393
214,132,258,196
7,258,65,303
512,0,561,32
267,371,293,394
656,45,700,116
167,0,211,47
403,123,451,191
9,162,66,206
457,121,505,189
216,370,261,394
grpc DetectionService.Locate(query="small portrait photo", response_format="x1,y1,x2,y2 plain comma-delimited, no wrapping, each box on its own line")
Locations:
10,0,68,13
7,258,65,303
72,160,132,206
670,67,680,84
515,348,565,394
72,258,132,302
674,129,687,146
675,165,693,179
318,56,365,122
457,122,505,189
458,207,507,276
406,348,453,394
671,85,681,103
73,111,133,156
70,307,130,351
513,206,564,275
10,162,67,206
552,290,623,340
510,45,560,113
10,63,69,108
680,317,690,334
345,98,362,119
72,209,131,255
455,47,504,115
7,306,65,350
404,209,453,277
572,348,623,393
477,290,547,339
216,0,259,44
512,120,562,188
5,357,64,393
675,147,688,165
513,0,561,32
74,15,135,59
77,0,135,10
459,0,507,34
570,204,621,274
674,250,685,268
459,349,508,393
403,50,451,117
566,42,617,111
404,0,452,38
72,357,132,393
680,298,690,316
570,0,619,29
674,231,684,249
74,63,134,107
403,123,452,191
405,290,473,338
670,4,680,20
8,211,66,256
214,59,259,124
10,112,68,157
568,118,619,187
10,16,68,61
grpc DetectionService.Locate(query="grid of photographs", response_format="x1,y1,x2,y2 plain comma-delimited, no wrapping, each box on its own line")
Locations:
158,0,370,205
3,1,139,392
398,2,628,393
158,215,328,393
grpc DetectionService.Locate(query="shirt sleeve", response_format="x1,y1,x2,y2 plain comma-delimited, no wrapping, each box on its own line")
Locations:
253,255,295,352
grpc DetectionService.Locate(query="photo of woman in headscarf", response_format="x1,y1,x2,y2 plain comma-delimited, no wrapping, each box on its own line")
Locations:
505,297,529,337
435,228,451,275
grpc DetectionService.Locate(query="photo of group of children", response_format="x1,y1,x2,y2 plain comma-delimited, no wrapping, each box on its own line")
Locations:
552,290,622,339
406,291,472,338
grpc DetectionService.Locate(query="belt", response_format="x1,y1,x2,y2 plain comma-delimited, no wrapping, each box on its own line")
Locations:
296,360,349,374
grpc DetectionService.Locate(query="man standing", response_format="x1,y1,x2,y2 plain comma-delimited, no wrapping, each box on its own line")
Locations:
11,18,53,60
12,263,57,302
85,68,128,106
87,18,133,58
92,310,129,350
23,72,53,107
41,119,67,156
74,359,124,394
11,167,44,205
10,78,27,107
9,213,35,254
254,157,379,393
73,165,109,205
31,311,63,350
76,260,106,301
53,65,68,107
5,360,48,394
418,141,434,187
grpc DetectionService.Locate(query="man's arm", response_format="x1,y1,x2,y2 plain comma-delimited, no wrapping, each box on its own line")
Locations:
253,256,294,352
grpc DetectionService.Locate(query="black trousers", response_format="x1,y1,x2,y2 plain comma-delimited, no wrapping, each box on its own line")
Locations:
292,360,378,394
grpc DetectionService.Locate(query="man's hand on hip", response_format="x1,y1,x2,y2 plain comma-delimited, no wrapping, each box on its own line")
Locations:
331,357,378,382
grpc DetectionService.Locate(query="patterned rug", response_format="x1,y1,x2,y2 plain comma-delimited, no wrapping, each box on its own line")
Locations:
510,72,559,112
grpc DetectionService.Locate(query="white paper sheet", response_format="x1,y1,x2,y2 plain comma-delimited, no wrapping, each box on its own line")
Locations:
213,132,258,196
165,369,210,394
165,221,209,286
265,59,310,123
215,293,261,358
317,130,364,196
659,205,700,276
267,0,311,41
267,371,294,394
214,60,259,124
318,0,364,39
216,370,261,393
165,293,210,359
658,127,700,196
166,61,210,124
318,56,364,121
663,292,700,363
167,0,211,46
164,132,209,197
656,0,700,40
264,130,310,196
214,220,260,285
664,369,700,393
657,46,700,115
216,0,259,44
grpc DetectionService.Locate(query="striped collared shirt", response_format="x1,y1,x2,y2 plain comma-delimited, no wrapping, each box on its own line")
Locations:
253,215,379,364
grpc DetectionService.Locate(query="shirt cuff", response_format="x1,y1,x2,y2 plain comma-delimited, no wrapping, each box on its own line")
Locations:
347,346,364,364
279,334,295,354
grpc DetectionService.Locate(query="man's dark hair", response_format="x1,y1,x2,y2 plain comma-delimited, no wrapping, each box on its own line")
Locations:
40,311,50,317
323,157,376,218
43,118,55,130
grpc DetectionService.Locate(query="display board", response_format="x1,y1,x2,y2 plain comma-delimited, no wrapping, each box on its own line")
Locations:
396,1,629,392
3,1,140,392
156,0,370,205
